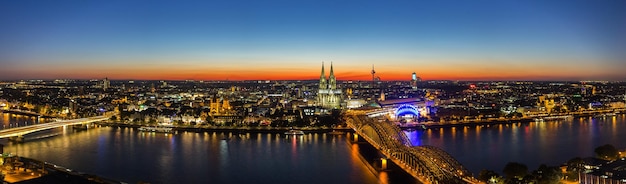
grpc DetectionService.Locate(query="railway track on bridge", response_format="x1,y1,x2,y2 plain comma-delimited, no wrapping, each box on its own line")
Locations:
345,114,481,184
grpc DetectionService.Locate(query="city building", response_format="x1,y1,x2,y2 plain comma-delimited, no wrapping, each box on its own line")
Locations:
411,72,418,89
103,77,110,91
209,96,232,115
317,62,342,109
580,158,626,184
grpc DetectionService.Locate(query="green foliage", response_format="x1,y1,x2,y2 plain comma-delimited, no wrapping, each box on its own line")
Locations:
566,157,584,172
534,164,562,184
502,162,528,180
478,169,500,182
564,157,584,181
175,120,184,126
595,144,619,160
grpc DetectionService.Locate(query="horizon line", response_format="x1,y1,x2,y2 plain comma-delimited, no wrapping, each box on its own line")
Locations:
1,78,623,83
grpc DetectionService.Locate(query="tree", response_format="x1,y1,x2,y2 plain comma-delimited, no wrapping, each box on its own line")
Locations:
534,164,562,184
565,157,584,181
503,162,528,180
206,116,214,126
110,115,117,121
148,118,157,125
595,144,619,160
174,120,184,126
478,169,500,182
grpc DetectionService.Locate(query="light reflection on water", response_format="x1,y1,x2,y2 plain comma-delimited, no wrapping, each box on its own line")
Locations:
1,126,380,184
407,114,626,175
4,112,626,181
0,113,47,129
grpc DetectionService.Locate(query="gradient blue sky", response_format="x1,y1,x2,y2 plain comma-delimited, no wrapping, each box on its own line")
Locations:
1,0,625,81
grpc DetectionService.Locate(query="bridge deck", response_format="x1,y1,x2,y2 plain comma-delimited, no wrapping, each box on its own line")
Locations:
0,116,110,139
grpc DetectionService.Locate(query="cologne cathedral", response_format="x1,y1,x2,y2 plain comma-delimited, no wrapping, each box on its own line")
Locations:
317,62,342,109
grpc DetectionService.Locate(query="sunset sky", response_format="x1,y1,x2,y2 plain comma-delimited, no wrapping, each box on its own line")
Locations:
1,1,625,81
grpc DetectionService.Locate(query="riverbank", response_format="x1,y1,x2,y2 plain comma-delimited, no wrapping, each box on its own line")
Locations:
96,110,626,133
417,109,626,130
2,156,121,184
96,122,354,134
0,110,55,119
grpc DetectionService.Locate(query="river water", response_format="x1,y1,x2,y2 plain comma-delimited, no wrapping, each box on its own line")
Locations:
406,114,626,174
2,112,626,183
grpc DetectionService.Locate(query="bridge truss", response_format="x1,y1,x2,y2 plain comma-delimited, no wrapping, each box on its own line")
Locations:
345,115,479,184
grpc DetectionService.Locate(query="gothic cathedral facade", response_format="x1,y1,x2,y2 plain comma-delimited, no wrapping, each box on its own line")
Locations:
317,62,342,109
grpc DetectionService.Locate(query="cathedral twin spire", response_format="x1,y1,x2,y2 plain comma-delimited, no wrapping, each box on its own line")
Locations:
319,62,336,90
318,62,341,109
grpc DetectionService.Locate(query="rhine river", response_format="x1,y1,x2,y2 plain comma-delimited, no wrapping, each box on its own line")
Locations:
2,112,626,183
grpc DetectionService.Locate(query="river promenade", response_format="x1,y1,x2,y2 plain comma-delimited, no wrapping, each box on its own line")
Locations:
96,122,353,134
0,156,119,184
422,108,626,129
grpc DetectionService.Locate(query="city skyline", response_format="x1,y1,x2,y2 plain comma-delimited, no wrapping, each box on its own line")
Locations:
1,1,625,81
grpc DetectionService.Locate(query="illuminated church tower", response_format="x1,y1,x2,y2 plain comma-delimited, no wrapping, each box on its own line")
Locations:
317,62,342,109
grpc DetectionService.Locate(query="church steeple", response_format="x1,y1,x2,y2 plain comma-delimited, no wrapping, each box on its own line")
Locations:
319,62,327,89
329,62,334,78
329,62,336,89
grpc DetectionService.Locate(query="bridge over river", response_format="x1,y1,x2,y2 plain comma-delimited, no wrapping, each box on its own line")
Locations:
345,114,481,184
0,115,110,140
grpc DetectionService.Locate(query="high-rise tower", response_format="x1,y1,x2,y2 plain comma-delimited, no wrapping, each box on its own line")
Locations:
317,62,342,109
371,65,376,82
103,77,110,91
411,72,417,89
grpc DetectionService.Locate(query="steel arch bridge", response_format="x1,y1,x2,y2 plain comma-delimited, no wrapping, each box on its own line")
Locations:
345,115,479,184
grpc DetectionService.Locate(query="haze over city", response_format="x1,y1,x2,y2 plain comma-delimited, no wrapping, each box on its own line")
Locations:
1,1,625,81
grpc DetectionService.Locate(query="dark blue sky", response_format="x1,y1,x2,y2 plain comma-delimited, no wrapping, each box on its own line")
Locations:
1,0,625,80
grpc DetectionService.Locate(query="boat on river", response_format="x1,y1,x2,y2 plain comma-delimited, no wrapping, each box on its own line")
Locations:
594,113,617,118
284,129,304,135
399,123,428,131
138,126,173,133
536,115,573,121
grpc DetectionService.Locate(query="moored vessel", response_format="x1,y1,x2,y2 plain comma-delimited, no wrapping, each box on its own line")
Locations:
138,126,173,133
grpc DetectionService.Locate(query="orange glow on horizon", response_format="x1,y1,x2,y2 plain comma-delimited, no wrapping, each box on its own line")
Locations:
8,69,610,81
3,59,618,81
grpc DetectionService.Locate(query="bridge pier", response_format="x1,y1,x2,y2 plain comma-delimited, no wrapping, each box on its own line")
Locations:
349,133,368,144
8,136,24,143
375,158,388,170
72,124,89,131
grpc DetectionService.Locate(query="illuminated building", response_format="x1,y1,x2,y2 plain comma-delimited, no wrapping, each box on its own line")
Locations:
371,64,376,82
209,97,232,114
317,62,342,109
411,72,417,89
103,77,110,90
346,88,353,99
